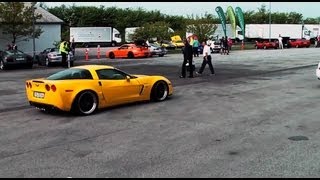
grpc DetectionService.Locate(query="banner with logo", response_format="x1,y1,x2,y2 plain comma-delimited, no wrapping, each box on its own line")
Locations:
215,6,227,37
235,7,245,39
227,6,236,37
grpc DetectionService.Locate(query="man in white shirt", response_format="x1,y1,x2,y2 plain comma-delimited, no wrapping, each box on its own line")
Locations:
278,34,283,49
196,41,215,75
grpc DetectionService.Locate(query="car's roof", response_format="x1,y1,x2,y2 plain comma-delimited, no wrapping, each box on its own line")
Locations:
72,65,115,70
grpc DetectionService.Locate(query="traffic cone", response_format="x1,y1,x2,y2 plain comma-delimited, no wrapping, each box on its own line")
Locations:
85,48,89,60
97,45,100,59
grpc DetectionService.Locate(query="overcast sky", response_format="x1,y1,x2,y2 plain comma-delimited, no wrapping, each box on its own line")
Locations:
44,2,320,19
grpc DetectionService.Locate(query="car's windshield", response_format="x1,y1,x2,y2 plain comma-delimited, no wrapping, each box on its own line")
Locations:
47,68,93,80
5,50,24,55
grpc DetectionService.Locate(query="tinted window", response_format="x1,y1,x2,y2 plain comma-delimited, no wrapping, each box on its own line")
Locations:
47,68,93,80
96,69,127,80
5,50,24,55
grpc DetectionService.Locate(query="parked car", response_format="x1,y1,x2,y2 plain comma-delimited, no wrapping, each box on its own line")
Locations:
316,61,320,80
210,41,222,53
0,49,33,70
255,41,279,49
288,39,311,48
25,65,173,115
106,44,150,59
159,40,176,49
171,35,184,48
148,43,168,57
36,47,74,67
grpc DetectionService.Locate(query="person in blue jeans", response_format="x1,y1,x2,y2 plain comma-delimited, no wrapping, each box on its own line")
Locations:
192,38,200,57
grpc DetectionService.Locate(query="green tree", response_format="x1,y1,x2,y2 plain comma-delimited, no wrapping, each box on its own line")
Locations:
131,21,173,42
186,14,217,42
0,2,43,43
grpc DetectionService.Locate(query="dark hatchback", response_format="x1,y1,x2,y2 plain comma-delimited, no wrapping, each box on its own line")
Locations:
0,50,33,70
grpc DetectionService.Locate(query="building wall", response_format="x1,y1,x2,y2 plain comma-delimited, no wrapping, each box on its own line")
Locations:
0,24,61,55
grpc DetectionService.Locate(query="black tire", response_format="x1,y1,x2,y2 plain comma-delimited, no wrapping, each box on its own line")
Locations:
109,52,115,59
26,63,33,69
128,52,134,59
71,91,98,115
45,57,51,67
159,54,164,57
150,80,169,102
0,60,6,70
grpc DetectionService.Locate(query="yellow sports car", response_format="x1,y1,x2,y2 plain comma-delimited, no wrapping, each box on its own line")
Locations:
25,65,173,115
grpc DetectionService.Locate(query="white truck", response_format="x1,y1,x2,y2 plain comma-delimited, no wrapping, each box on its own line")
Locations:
125,27,139,43
70,27,121,47
237,24,317,41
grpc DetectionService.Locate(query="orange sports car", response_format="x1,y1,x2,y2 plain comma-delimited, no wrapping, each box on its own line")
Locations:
106,44,151,59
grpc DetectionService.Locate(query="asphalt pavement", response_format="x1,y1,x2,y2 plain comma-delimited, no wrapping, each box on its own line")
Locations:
0,47,320,177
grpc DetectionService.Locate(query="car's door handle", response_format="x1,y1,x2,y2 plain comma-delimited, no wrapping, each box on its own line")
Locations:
98,81,102,86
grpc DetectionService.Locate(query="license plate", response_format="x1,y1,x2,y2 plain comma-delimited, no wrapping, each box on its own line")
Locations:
33,91,45,99
16,57,24,61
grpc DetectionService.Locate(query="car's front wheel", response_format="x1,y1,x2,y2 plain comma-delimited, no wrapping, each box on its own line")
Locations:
128,52,134,58
72,91,98,115
151,81,169,102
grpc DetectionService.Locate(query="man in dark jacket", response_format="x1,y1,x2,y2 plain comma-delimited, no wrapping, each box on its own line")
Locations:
180,38,194,78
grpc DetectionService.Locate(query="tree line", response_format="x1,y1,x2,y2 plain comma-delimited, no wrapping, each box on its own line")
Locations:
1,2,319,44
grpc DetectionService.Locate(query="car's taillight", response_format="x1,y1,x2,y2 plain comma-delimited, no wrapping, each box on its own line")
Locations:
26,82,32,88
45,84,50,91
51,85,56,92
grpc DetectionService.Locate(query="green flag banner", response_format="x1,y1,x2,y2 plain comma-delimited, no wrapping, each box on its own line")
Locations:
215,6,226,37
235,7,245,39
226,6,236,37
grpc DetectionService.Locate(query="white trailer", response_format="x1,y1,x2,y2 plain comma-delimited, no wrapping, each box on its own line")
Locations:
237,24,317,40
70,27,121,47
125,27,140,43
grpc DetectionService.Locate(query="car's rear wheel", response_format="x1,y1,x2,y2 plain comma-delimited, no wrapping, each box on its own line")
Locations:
72,91,98,115
128,52,134,58
151,80,169,102
159,54,164,57
109,52,115,59
26,63,33,69
0,60,6,70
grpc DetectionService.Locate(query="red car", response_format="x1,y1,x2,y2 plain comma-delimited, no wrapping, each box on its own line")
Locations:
255,41,279,49
106,44,150,59
288,39,310,48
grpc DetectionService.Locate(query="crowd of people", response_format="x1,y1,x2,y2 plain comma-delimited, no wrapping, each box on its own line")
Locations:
180,35,233,78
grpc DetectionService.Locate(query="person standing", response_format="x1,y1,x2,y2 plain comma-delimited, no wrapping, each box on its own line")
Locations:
180,39,194,78
70,37,76,56
196,41,215,76
192,37,200,57
223,36,229,55
278,34,283,49
59,39,68,68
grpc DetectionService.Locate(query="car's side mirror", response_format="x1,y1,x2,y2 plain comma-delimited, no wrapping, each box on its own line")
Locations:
126,75,131,81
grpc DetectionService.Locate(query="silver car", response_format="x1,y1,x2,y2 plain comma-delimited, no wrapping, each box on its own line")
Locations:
148,43,168,57
36,48,74,67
